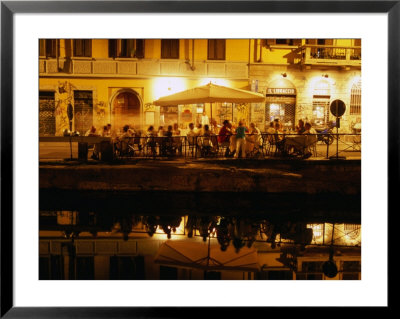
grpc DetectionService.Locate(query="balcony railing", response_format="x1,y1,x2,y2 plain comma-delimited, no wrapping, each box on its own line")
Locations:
300,45,361,67
38,58,249,79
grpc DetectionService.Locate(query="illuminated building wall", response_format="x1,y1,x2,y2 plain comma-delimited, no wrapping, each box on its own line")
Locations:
39,39,361,135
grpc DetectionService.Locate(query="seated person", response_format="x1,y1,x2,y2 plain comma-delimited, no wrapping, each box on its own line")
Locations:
296,119,306,134
160,125,173,155
85,126,100,159
116,125,134,156
145,125,157,155
246,122,262,156
301,122,317,159
200,124,213,156
85,126,98,137
229,122,237,156
273,121,286,153
172,123,182,155
266,121,276,143
119,125,133,138
157,126,165,137
101,125,109,137
303,122,317,134
186,123,198,155
218,120,232,156
194,123,203,137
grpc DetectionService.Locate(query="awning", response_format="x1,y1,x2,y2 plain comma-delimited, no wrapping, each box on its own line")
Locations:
153,83,265,106
154,240,260,272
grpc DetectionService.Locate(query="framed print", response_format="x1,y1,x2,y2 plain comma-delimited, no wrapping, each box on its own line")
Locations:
1,0,396,317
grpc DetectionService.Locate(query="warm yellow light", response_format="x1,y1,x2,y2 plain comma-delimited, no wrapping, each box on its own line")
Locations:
307,223,324,244
152,77,187,101
153,216,186,238
306,75,335,97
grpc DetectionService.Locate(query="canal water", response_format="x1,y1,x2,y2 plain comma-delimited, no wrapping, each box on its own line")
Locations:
39,190,361,280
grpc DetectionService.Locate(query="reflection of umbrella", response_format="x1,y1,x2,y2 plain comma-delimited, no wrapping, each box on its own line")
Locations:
153,83,265,123
154,240,260,272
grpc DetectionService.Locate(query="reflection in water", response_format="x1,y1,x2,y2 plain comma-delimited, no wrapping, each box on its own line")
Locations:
40,210,361,250
39,191,361,280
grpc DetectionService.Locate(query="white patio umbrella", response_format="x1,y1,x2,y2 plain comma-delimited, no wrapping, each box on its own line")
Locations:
153,82,265,124
154,239,260,272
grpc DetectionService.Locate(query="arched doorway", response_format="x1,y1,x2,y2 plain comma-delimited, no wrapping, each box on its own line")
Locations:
265,78,296,131
111,90,142,131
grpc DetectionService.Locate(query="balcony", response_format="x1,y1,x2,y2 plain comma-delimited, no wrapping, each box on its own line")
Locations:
300,45,361,68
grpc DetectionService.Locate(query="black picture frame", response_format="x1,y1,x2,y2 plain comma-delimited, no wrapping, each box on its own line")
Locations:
1,0,395,317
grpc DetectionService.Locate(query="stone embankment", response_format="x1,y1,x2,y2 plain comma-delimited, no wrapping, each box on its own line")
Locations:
39,159,361,195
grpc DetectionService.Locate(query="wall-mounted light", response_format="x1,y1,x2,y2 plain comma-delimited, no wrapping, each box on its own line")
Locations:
281,73,287,77
322,74,329,78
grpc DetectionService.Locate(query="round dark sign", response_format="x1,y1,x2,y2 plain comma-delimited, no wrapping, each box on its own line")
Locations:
330,100,346,117
322,260,338,278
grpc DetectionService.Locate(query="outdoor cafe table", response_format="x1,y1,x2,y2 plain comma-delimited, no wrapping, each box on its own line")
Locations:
39,136,113,160
284,135,309,155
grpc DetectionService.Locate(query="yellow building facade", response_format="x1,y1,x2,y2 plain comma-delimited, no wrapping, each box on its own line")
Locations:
39,39,361,136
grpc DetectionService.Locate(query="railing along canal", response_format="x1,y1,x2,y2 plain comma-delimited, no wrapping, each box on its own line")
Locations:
39,133,361,161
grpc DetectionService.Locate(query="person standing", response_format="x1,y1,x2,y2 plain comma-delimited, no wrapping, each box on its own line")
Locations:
234,121,248,158
200,111,210,127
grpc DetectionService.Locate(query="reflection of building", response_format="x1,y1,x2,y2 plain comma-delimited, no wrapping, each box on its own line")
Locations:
39,211,361,280
39,39,361,136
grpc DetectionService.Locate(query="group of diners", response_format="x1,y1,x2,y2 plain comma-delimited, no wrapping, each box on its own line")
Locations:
184,120,263,158
84,117,318,160
264,118,318,158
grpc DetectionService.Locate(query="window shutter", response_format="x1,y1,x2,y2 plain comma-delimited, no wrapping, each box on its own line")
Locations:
135,39,145,58
161,39,179,59
109,39,116,58
39,40,46,56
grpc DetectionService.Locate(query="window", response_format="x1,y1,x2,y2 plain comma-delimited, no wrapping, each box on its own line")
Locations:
208,39,226,60
76,257,94,280
39,256,64,280
307,39,335,59
306,39,334,46
39,91,56,136
350,79,361,115
256,270,293,280
296,261,324,280
160,266,178,279
312,80,331,126
39,39,57,57
74,91,93,135
73,39,92,57
275,39,301,46
341,261,361,280
161,39,179,59
109,256,145,280
204,271,221,280
312,99,330,126
266,39,301,46
265,97,296,128
109,39,145,58
351,39,361,60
